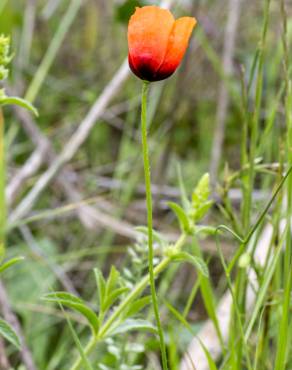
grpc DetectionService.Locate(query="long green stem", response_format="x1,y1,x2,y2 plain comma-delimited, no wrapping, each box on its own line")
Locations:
274,0,292,367
216,163,292,274
140,81,168,370
70,234,187,370
0,108,5,262
244,0,271,229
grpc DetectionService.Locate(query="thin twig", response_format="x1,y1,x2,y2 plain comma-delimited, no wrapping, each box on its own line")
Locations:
7,145,48,206
9,0,175,226
9,60,130,223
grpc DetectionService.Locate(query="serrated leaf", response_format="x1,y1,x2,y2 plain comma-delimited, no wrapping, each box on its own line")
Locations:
108,319,157,337
0,96,38,116
0,318,21,349
124,296,152,318
171,252,209,277
167,201,191,233
0,256,24,275
102,287,129,312
43,292,99,333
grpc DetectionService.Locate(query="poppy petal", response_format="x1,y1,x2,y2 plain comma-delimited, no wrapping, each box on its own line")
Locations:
128,6,175,81
157,17,196,79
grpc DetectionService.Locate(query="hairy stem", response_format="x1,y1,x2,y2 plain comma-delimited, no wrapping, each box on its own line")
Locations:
140,81,168,370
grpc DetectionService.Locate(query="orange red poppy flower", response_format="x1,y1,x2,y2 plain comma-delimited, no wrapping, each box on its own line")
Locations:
128,6,196,82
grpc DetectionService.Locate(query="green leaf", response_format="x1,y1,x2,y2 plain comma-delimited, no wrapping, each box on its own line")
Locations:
191,173,213,221
194,225,217,236
108,319,157,337
43,292,99,333
0,318,21,349
176,162,191,210
192,242,224,347
199,340,219,370
106,266,120,295
0,96,38,116
94,268,106,309
167,201,191,233
192,173,210,206
124,296,152,318
193,201,213,222
0,256,24,275
58,305,93,370
102,287,129,312
171,252,209,277
164,301,196,335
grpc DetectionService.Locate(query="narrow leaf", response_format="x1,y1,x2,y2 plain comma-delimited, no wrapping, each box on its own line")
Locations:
108,319,157,336
199,340,219,370
171,252,209,277
94,268,106,309
0,96,38,116
124,296,152,318
106,266,120,295
0,256,24,275
102,287,129,312
176,162,191,210
43,292,99,333
167,201,191,233
0,318,21,349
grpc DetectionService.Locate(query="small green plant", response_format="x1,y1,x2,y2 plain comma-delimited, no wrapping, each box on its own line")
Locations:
0,34,37,350
43,173,213,369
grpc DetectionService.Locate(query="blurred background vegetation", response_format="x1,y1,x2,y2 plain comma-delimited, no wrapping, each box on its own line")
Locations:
0,0,291,369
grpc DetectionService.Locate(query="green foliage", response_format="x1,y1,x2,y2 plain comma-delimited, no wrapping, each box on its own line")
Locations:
0,318,21,349
95,266,129,323
0,94,38,115
122,296,151,319
167,201,191,234
190,173,213,222
108,318,157,336
0,255,23,351
0,34,11,81
43,292,99,334
170,251,209,277
0,34,38,114
168,173,214,235
0,1,292,369
115,0,146,24
0,256,24,275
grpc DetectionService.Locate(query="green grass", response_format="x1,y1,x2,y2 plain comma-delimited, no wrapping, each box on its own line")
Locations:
0,0,292,369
